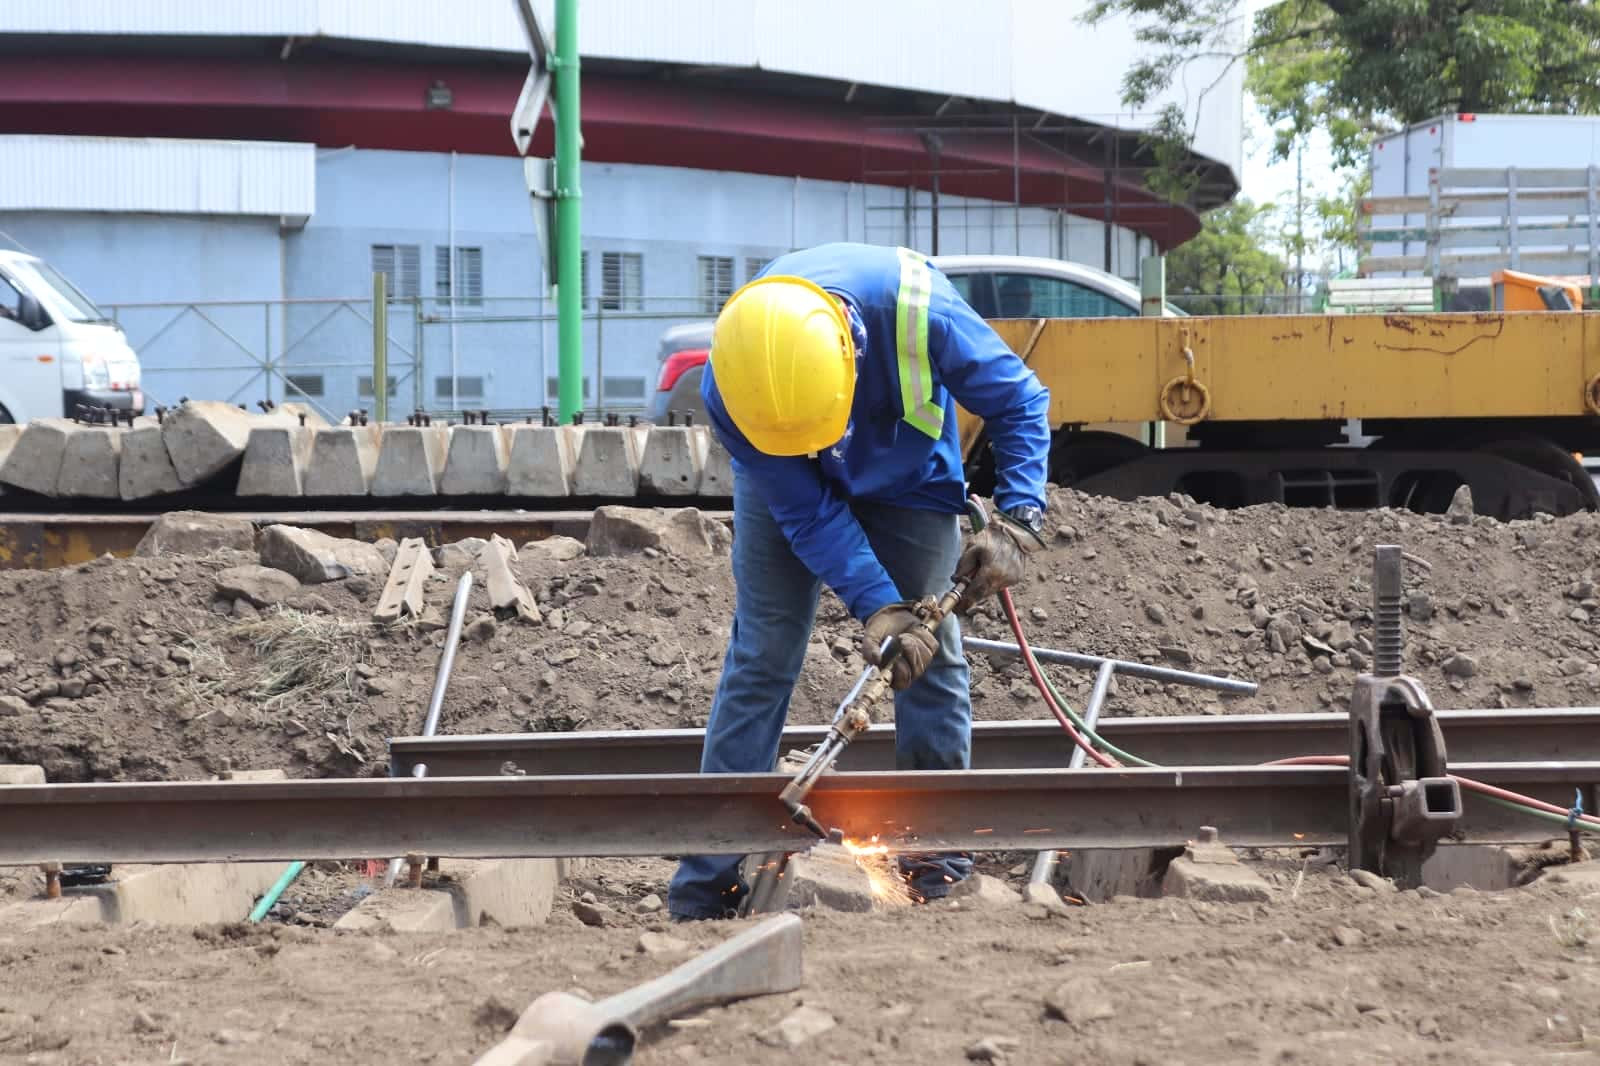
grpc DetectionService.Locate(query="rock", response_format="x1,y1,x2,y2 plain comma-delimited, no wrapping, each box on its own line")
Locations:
1022,881,1072,916
212,1028,262,1046
464,614,498,643
258,525,388,584
633,893,664,914
1332,926,1364,948
1348,869,1396,893
133,511,254,558
1044,977,1116,1024
645,642,679,668
215,565,301,608
770,1005,836,1049
523,536,587,562
1249,604,1271,628
1302,634,1335,657
586,506,730,559
1446,484,1474,524
0,695,28,716
1441,653,1477,679
1030,606,1049,623
965,1035,1021,1061
1157,645,1193,666
1328,620,1356,651
786,845,878,913
131,1010,167,1035
435,537,488,568
572,900,611,927
1532,985,1563,1008
1144,602,1168,625
1407,591,1434,622
947,873,1021,908
637,931,691,958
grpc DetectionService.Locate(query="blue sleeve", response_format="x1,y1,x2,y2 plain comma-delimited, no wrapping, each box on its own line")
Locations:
929,280,1051,513
703,373,901,622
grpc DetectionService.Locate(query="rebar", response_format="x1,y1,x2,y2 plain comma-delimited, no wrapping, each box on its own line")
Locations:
962,638,1256,695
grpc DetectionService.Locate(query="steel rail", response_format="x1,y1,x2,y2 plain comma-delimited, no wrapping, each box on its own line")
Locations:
388,709,1600,778
1,762,1596,866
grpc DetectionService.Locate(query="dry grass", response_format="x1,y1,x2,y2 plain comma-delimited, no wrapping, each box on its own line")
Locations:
232,608,369,706
1550,907,1594,950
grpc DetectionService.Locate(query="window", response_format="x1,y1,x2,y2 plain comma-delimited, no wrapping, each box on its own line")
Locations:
546,376,593,401
284,373,325,399
990,273,1137,319
0,273,22,321
356,375,399,399
435,376,485,402
600,252,642,311
698,255,734,313
602,376,647,402
745,257,768,283
435,246,483,307
371,244,420,299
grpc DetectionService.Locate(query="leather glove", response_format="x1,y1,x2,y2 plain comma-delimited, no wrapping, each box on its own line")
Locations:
862,601,940,691
952,511,1044,614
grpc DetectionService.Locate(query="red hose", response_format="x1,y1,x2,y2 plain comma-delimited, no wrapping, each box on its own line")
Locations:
1270,755,1600,829
1000,588,1120,768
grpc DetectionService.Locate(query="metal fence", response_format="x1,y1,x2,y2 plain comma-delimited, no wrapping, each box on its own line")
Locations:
104,294,722,424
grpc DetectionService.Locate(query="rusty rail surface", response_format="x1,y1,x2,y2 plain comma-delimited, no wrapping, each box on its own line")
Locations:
1,762,1596,865
389,709,1600,778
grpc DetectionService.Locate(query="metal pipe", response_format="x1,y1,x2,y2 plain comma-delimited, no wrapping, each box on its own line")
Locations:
1032,659,1117,886
553,0,583,423
962,637,1256,695
384,571,474,887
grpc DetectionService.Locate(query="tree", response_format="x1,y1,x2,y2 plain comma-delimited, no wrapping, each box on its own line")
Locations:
1088,0,1600,166
1165,198,1290,314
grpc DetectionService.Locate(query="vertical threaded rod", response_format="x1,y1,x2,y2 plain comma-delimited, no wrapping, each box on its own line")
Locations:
1373,544,1404,677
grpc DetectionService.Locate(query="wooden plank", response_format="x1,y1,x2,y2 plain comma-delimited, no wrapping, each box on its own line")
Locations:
373,537,434,624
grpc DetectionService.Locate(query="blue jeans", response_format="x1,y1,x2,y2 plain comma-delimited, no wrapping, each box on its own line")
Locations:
667,476,973,920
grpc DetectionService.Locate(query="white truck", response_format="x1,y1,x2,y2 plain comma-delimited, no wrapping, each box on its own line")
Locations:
0,249,143,423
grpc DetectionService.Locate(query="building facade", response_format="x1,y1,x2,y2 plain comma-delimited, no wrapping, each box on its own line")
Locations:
0,1,1244,420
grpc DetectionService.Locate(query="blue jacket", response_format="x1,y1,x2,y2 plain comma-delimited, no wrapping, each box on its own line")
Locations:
702,242,1050,621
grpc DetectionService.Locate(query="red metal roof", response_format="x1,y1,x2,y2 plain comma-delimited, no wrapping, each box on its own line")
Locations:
0,55,1199,246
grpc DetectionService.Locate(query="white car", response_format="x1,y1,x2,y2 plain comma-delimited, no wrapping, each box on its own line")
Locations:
0,249,144,423
645,254,1177,425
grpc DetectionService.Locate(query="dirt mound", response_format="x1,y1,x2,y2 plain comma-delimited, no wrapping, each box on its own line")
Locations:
3,491,1599,781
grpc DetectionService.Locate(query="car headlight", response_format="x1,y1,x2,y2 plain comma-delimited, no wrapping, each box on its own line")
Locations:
82,354,111,390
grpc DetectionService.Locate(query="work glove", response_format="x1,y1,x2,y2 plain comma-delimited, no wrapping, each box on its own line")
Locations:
952,511,1044,615
862,601,940,691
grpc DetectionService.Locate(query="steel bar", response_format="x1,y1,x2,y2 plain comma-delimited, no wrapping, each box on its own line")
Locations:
962,637,1258,694
1,762,1597,867
389,709,1600,779
384,570,474,887
1033,659,1115,885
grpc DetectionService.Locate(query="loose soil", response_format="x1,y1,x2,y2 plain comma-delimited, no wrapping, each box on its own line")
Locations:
4,494,1600,1064
0,858,1596,1064
2,491,1600,782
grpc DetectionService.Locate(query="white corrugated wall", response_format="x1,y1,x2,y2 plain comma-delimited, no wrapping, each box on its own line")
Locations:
0,136,316,216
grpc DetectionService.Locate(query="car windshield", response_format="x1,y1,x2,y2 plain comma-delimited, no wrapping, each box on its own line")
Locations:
9,259,111,324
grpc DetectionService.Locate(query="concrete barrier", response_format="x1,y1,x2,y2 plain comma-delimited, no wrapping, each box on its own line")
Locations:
161,401,262,486
238,425,315,497
119,420,183,500
441,425,511,495
506,425,575,496
333,858,564,931
0,425,20,493
303,425,381,496
0,419,73,495
55,426,122,499
373,425,449,496
571,426,644,496
701,429,734,496
638,425,708,496
0,862,283,927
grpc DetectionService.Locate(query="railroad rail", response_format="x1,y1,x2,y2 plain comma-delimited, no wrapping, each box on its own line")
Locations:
0,762,1596,867
389,709,1600,777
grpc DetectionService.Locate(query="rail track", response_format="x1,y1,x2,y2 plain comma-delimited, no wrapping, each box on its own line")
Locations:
2,710,1597,869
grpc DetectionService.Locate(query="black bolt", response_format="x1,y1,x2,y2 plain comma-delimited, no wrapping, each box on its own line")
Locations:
629,414,638,428
573,411,584,426
298,412,307,427
684,412,694,427
667,410,677,427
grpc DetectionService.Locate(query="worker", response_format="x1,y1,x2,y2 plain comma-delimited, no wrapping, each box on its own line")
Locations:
667,242,1050,921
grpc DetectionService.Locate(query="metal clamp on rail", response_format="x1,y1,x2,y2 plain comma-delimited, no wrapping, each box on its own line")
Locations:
1348,545,1462,888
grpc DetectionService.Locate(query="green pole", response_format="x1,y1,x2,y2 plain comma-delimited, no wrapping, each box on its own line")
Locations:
372,271,388,423
554,0,583,424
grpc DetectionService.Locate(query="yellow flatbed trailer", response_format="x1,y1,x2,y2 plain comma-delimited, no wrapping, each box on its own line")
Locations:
962,311,1600,520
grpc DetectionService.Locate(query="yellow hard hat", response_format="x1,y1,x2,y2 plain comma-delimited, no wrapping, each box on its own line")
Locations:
710,275,855,456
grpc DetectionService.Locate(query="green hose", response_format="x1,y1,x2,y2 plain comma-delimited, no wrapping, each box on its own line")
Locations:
248,860,307,923
1035,666,1159,768
1475,795,1600,837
